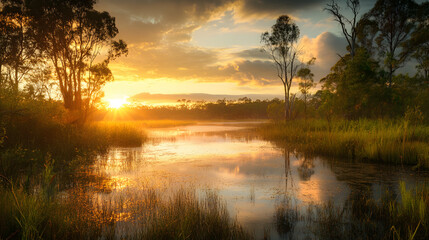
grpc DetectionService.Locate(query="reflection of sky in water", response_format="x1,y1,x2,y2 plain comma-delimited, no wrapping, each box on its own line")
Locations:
94,122,429,240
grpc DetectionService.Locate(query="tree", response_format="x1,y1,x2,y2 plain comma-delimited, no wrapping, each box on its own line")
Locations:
409,2,429,80
0,1,39,92
28,0,127,116
261,15,300,120
362,0,418,87
325,0,360,58
297,58,316,119
321,49,384,119
0,10,14,86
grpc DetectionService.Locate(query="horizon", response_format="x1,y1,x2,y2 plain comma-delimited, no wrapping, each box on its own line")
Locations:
96,0,403,101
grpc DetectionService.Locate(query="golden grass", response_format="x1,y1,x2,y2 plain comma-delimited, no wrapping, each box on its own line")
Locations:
258,119,429,168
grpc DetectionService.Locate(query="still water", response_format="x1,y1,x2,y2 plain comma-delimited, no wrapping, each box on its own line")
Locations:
89,122,428,239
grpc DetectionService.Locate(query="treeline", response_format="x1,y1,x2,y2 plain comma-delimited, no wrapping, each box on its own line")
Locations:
92,96,332,121
307,0,429,121
93,98,278,120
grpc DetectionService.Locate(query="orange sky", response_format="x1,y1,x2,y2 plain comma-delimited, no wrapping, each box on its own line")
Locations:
95,0,378,102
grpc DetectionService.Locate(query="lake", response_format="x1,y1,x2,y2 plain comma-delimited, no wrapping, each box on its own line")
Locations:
81,122,429,239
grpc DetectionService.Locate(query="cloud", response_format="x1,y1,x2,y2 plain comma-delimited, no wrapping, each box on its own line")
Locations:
96,0,236,45
96,0,332,45
299,31,347,82
237,0,326,18
234,48,271,60
108,30,349,90
113,43,277,85
95,1,352,91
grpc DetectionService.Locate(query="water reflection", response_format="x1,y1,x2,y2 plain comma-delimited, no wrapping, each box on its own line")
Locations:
72,122,429,239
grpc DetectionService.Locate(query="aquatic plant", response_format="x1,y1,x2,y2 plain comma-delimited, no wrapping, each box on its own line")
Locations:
258,119,429,168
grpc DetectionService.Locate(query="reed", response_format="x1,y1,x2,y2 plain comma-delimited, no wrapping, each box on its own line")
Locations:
306,182,429,240
0,173,251,239
258,119,429,168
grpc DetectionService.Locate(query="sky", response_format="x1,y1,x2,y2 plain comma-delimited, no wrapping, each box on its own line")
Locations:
95,0,379,102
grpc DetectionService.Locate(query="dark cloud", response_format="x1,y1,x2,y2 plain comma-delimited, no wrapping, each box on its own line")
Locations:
97,0,235,44
96,0,331,44
238,0,326,17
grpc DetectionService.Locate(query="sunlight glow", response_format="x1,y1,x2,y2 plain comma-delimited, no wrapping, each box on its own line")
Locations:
107,97,129,109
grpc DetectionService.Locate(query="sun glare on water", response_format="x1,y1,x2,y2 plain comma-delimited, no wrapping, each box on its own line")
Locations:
107,97,128,109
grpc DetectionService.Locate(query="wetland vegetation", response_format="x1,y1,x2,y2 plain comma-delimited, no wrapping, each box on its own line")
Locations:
1,0,429,239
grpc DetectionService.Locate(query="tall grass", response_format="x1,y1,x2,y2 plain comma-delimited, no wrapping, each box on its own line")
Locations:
0,181,251,239
136,190,251,240
258,119,429,168
90,121,147,147
305,182,429,240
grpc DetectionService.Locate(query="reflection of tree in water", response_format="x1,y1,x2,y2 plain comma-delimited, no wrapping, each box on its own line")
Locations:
274,197,298,240
272,147,299,239
283,147,294,192
297,154,315,181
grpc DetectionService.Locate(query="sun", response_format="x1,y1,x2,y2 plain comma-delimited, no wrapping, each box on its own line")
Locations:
107,97,128,109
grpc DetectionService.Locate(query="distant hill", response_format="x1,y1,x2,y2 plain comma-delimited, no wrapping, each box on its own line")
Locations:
130,92,283,105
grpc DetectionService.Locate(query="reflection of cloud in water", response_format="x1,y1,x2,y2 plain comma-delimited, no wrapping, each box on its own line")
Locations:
90,122,429,240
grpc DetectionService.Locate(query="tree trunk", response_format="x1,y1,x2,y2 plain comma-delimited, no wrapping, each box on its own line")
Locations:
283,83,289,120
304,94,307,120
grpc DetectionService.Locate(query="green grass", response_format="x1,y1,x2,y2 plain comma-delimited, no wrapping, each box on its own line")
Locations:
136,189,251,240
258,119,429,168
0,182,251,240
305,182,429,240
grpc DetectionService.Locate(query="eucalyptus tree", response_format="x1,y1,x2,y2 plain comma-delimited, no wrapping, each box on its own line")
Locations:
325,0,360,58
0,1,39,93
409,2,429,80
28,0,127,117
261,15,300,120
362,0,418,87
297,58,316,119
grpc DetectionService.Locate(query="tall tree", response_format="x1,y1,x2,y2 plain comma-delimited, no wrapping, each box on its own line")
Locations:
297,58,316,119
0,10,13,86
325,0,360,58
362,0,418,87
0,1,39,92
409,2,429,80
261,15,300,120
28,0,127,115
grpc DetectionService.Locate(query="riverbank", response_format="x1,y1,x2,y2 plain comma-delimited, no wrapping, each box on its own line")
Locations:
258,119,429,168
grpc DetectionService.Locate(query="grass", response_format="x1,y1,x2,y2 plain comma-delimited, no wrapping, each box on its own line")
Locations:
268,182,429,240
0,178,252,239
90,121,147,147
258,119,429,168
136,190,251,240
305,182,429,240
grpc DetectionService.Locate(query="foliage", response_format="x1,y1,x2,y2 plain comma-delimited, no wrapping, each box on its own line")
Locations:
261,15,300,120
0,0,128,123
297,58,316,119
360,0,419,86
